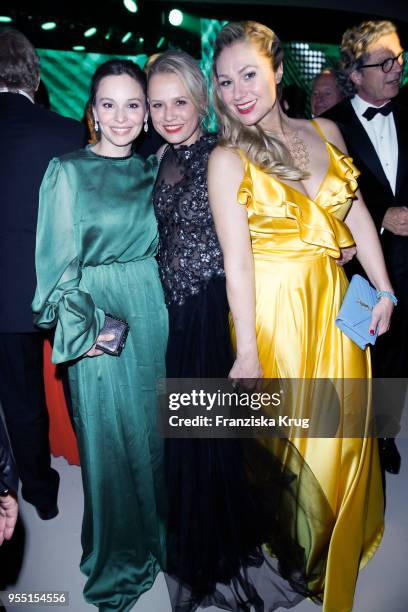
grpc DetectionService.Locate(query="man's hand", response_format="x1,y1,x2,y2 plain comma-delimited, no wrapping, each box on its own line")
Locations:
0,492,18,545
336,246,357,266
382,207,408,236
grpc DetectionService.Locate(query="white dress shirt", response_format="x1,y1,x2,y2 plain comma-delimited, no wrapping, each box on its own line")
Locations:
351,94,398,195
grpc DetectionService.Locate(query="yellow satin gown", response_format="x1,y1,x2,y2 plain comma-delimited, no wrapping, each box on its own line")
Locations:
235,121,384,612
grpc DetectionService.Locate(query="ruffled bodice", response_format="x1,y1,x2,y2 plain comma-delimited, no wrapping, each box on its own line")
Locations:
238,138,360,261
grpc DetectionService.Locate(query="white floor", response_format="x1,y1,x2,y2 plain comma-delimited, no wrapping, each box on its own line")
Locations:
1,440,408,612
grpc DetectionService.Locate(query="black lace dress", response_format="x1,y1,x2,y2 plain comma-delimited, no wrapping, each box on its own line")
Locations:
154,132,232,377
153,134,333,611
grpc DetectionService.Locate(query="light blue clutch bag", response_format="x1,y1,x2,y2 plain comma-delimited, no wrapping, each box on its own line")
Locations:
336,274,378,350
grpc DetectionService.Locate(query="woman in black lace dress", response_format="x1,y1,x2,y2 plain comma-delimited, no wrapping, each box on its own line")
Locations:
149,59,230,378
148,51,241,596
151,136,230,376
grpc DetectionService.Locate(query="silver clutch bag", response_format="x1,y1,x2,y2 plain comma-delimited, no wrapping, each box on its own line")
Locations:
96,314,130,356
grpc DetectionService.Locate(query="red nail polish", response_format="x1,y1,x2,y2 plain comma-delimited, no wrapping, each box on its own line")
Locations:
369,329,375,335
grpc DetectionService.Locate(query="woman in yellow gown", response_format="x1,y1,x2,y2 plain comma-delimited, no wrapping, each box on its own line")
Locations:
208,21,395,612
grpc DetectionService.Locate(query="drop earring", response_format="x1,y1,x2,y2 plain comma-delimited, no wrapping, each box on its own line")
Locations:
94,120,99,132
143,118,148,133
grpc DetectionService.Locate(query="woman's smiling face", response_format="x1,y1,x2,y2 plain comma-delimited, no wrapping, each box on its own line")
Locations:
215,41,282,129
93,73,146,155
148,72,201,147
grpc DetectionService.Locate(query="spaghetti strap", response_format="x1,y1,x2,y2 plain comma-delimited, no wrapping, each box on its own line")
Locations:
311,119,327,142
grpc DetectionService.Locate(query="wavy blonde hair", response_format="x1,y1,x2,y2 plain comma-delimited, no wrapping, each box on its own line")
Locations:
212,21,305,180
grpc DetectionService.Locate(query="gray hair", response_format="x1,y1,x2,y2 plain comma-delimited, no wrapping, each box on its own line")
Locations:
338,20,397,97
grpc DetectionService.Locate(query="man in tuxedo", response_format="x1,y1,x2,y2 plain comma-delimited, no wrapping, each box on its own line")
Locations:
324,20,407,474
0,30,84,518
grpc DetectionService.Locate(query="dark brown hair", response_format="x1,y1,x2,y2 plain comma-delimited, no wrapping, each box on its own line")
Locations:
0,29,40,92
89,59,146,106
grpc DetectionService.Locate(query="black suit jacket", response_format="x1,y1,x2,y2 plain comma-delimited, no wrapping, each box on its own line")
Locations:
0,93,84,332
0,416,18,495
323,97,408,303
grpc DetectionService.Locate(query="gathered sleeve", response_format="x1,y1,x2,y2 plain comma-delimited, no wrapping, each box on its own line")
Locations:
32,158,105,364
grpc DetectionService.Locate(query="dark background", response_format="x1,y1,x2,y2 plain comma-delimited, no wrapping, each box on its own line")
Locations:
1,0,407,57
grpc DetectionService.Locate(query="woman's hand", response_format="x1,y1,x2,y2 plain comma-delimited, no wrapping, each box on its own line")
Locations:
369,297,394,337
336,246,357,266
85,333,114,357
229,351,263,390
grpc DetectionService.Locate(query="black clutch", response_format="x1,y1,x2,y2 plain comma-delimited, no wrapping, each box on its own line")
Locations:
96,314,130,356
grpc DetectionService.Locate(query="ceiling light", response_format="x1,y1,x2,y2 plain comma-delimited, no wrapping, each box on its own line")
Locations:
41,22,57,31
84,27,97,38
121,32,132,44
169,9,183,27
123,0,138,13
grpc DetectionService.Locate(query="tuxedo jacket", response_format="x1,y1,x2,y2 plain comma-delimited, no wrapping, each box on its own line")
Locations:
0,93,84,332
324,97,408,303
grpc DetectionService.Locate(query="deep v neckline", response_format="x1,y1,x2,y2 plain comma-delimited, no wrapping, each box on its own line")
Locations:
276,139,333,204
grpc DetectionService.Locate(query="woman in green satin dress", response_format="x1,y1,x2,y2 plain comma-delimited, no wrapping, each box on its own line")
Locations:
32,60,168,611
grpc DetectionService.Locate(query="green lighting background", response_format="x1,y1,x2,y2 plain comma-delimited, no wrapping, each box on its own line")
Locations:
38,19,407,125
38,49,148,120
200,19,344,129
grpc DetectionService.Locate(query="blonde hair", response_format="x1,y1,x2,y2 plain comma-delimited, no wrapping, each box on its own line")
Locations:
144,53,161,74
339,20,397,96
212,21,305,180
147,50,208,123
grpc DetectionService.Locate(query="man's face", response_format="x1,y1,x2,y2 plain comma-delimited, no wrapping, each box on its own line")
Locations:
311,73,343,116
351,32,403,105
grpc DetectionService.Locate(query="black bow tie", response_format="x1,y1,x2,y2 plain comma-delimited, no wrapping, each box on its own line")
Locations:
362,101,393,121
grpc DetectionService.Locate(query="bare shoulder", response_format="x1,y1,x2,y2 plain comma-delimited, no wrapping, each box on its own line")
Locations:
209,145,243,173
208,145,246,206
313,117,345,150
314,116,340,135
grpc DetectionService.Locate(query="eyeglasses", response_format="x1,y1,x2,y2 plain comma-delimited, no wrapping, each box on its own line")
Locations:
360,50,406,73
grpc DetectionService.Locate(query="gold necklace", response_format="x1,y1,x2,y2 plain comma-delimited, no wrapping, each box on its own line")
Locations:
284,130,310,173
271,126,310,173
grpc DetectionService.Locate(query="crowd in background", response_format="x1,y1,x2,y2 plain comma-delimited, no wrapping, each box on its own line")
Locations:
1,14,407,612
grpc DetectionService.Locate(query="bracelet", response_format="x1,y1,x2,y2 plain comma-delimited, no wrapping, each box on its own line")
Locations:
0,488,9,497
376,290,398,306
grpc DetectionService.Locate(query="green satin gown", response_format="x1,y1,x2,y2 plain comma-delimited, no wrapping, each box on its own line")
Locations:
32,147,168,611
